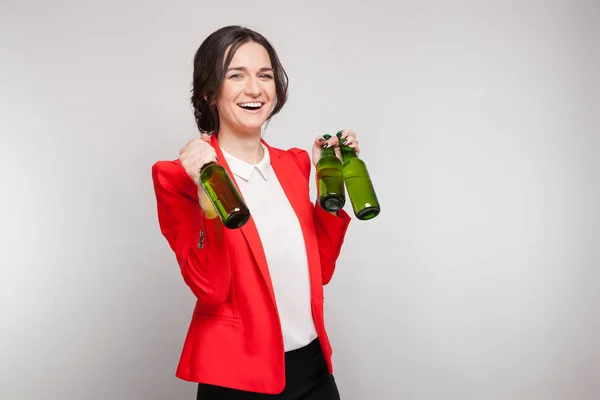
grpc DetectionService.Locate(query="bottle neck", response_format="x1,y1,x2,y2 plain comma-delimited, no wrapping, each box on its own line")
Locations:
341,144,358,159
321,146,336,157
200,161,217,171
321,134,336,158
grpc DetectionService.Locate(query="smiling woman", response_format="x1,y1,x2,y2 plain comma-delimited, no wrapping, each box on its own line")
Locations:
151,25,361,399
214,42,278,137
191,26,289,138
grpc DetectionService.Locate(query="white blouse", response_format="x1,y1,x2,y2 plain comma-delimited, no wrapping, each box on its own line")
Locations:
220,144,318,352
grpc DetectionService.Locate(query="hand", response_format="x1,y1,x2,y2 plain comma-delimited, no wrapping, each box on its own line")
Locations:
179,133,219,219
179,133,218,185
311,129,360,167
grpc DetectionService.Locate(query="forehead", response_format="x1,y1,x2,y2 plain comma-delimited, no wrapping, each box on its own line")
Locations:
227,41,272,67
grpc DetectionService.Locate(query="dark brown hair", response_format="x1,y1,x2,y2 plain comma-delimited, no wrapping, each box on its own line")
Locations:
191,26,289,134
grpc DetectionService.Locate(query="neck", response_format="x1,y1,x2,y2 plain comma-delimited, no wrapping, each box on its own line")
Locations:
341,144,358,159
216,125,264,165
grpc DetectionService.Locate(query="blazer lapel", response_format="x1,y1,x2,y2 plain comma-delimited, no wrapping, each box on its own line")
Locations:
266,143,312,230
210,134,277,307
265,141,323,300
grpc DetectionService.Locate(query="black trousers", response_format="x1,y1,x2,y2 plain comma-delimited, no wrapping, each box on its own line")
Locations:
196,339,341,399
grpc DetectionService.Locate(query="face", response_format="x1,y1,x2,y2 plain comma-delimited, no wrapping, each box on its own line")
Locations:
215,41,276,135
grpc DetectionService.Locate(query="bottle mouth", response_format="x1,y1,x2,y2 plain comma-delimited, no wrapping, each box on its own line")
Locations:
224,210,251,229
356,206,380,220
320,195,345,212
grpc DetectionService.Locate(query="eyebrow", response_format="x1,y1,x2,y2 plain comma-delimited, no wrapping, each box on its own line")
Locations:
226,66,274,73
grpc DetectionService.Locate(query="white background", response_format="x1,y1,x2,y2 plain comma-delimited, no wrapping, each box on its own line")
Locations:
1,1,598,399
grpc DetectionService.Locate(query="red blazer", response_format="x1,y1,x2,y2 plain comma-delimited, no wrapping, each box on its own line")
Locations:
151,134,351,394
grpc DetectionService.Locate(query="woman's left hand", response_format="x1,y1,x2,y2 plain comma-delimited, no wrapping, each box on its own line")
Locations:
311,129,360,167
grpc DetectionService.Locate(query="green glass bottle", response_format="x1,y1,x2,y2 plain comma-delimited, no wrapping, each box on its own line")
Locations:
316,134,345,212
337,132,380,220
199,162,250,229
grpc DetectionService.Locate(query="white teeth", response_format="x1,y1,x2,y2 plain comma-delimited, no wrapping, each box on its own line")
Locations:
239,102,263,108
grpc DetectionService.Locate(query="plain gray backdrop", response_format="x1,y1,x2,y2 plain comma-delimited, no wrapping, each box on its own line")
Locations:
1,0,599,399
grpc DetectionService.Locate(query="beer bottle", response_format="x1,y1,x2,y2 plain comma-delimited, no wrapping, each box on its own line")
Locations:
199,162,250,229
337,131,380,220
316,134,345,212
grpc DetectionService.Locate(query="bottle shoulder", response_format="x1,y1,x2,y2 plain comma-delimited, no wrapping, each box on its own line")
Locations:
199,162,227,180
317,154,342,168
342,157,365,166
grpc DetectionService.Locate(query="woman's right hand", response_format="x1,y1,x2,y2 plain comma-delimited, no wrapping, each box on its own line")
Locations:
179,133,218,185
179,133,219,219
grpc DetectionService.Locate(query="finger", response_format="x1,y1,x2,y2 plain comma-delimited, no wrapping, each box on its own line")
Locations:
206,146,218,162
192,156,217,176
199,154,216,167
180,142,194,155
192,137,208,148
322,134,339,149
314,135,327,146
336,129,356,140
179,150,192,164
343,136,358,146
345,129,357,138
189,138,217,158
198,147,217,164
335,130,356,146
333,146,342,160
200,133,211,143
182,136,200,152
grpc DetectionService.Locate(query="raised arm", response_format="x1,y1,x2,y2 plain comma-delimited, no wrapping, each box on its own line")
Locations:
152,136,232,305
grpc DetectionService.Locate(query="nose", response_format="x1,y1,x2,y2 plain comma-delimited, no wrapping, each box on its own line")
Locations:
244,76,261,97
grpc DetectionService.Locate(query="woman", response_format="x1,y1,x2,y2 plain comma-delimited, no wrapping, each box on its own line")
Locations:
152,25,360,399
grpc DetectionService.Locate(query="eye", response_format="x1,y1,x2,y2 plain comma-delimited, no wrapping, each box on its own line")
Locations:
228,73,243,79
259,74,274,80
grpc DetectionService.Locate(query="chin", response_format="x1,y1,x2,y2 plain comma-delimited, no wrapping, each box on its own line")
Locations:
236,117,269,132
230,122,261,135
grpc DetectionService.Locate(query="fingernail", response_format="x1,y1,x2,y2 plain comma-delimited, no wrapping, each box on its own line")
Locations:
322,143,329,148
336,130,344,139
342,139,348,145
318,138,325,142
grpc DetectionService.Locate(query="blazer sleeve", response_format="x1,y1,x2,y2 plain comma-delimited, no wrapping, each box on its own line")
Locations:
289,148,351,285
151,160,231,305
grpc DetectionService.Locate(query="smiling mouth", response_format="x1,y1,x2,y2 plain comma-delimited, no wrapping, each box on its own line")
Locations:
237,102,264,111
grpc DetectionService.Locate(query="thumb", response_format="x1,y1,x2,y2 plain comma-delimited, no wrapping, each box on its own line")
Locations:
200,133,211,143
